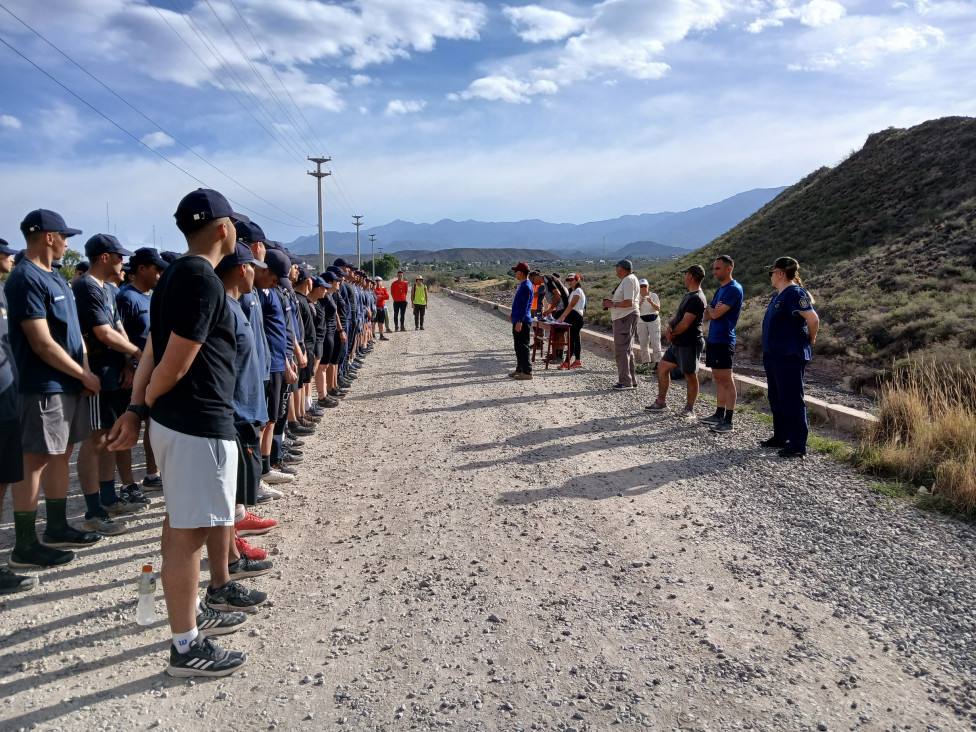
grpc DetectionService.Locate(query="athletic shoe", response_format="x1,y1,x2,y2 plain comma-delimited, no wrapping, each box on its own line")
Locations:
513,372,533,380
778,448,806,459
165,635,247,677
379,335,389,341
569,361,583,368
283,436,305,447
287,423,314,436
257,483,285,501
760,437,787,449
121,483,151,505
508,371,519,378
196,604,249,637
557,362,571,370
710,421,734,434
0,567,38,594
104,494,149,515
420,326,425,330
40,525,101,548
9,542,75,568
82,511,128,536
320,398,339,408
205,581,267,613
262,469,294,485
680,405,696,419
142,474,164,490
338,380,353,389
228,555,273,579
326,389,346,398
645,399,668,411
235,534,267,561
274,463,298,476
611,383,635,391
699,413,724,425
235,510,277,536
283,445,303,456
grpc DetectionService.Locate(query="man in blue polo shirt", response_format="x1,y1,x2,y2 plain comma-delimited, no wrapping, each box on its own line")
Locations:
6,210,102,569
702,255,744,433
509,262,533,380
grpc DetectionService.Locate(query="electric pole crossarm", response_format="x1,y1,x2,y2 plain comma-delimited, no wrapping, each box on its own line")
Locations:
307,156,331,273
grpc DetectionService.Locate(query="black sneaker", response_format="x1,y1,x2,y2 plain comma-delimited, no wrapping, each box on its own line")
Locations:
760,437,787,449
284,436,305,447
327,388,346,398
0,567,39,594
778,447,806,459
142,474,164,490
166,635,247,677
40,525,101,548
228,554,273,579
287,423,314,436
699,413,724,425
321,398,339,408
104,494,149,515
121,483,151,505
274,463,298,475
9,541,75,568
206,581,267,613
196,604,249,636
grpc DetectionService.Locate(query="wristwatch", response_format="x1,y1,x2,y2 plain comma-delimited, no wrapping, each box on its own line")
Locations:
126,404,150,420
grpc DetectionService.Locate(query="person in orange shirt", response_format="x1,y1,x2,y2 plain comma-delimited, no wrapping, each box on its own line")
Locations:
390,271,409,332
373,276,390,341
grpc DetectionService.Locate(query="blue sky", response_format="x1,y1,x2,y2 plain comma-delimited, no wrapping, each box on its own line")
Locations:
0,0,973,248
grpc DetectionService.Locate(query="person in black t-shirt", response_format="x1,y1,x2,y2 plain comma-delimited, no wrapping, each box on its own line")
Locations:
108,189,252,678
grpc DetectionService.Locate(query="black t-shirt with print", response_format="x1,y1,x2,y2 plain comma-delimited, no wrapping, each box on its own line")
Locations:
670,289,707,347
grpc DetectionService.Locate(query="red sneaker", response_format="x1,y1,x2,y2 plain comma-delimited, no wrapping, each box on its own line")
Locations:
235,510,277,536
569,360,583,368
557,361,571,370
235,533,267,561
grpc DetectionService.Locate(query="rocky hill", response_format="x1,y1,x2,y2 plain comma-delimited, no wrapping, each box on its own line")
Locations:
649,116,976,376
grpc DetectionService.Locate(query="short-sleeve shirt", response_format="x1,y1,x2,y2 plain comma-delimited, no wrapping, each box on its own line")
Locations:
149,256,236,440
226,296,269,426
707,279,744,345
639,292,660,317
239,290,271,380
375,286,389,309
74,274,127,391
116,283,152,353
0,282,19,420
762,284,815,360
258,288,287,373
611,274,640,321
670,289,707,347
334,288,348,330
319,292,337,333
5,259,85,394
391,280,408,302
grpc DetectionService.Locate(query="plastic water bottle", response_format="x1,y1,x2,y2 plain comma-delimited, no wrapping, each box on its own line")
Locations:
136,564,156,626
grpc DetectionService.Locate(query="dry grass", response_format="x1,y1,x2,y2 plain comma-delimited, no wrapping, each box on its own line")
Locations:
855,359,976,512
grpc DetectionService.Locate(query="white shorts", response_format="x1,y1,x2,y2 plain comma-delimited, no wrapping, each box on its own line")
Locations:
149,420,237,529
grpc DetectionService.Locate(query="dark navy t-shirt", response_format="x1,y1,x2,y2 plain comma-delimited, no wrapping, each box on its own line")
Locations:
74,274,127,391
259,288,287,373
116,283,152,352
226,296,269,426
0,282,19,421
239,290,271,380
5,259,85,394
762,284,815,360
707,279,744,345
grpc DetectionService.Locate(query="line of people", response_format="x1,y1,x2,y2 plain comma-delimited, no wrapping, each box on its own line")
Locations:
0,190,397,677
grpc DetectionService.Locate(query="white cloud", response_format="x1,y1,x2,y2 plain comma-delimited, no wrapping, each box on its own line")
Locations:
140,131,175,149
798,0,846,28
351,74,375,87
0,114,22,130
789,22,947,70
747,17,785,33
503,5,585,42
449,76,558,103
384,99,427,116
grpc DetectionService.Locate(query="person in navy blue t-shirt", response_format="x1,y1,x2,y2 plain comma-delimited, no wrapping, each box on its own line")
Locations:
761,257,819,458
702,255,744,433
509,262,534,379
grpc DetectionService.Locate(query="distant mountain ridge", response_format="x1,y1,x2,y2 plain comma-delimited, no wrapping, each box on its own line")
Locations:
285,187,785,258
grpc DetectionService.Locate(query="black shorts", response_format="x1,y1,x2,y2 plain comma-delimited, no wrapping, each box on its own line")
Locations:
329,333,343,364
704,342,735,370
321,331,335,364
300,365,313,385
266,372,286,422
662,342,704,375
235,423,261,506
0,418,24,484
88,389,131,431
374,308,385,324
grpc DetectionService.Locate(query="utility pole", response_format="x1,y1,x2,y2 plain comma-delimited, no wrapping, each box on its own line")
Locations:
307,157,331,273
369,234,377,279
352,215,363,269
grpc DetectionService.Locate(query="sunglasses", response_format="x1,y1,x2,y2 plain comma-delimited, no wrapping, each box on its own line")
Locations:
769,269,783,277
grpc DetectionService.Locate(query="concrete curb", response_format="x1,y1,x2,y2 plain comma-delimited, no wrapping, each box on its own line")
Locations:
445,289,878,436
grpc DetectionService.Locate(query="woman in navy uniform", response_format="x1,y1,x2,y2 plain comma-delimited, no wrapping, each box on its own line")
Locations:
760,257,819,458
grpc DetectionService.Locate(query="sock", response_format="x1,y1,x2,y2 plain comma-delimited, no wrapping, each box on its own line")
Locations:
83,492,102,518
262,455,271,475
45,498,68,533
13,511,38,551
99,479,119,506
172,627,199,654
235,505,246,522
725,409,734,424
714,407,726,420
145,472,160,481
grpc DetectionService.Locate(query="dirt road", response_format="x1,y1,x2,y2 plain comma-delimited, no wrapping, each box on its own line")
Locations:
1,293,973,731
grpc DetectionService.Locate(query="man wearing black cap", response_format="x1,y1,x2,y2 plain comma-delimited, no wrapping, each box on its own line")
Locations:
6,210,102,569
509,263,533,379
108,189,250,677
74,234,148,536
69,260,89,283
0,237,39,592
602,260,641,390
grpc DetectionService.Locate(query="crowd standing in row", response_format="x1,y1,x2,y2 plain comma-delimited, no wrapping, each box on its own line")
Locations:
0,190,421,678
507,255,819,458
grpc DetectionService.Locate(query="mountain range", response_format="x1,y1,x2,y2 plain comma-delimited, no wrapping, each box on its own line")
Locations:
286,187,786,262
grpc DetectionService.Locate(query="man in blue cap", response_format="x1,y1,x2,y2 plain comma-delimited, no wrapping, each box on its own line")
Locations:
74,234,148,539
326,266,352,390
6,210,102,570
108,189,252,677
0,237,39,592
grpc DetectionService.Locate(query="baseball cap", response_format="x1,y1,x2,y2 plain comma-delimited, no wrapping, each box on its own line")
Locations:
265,240,283,251
217,241,268,271
85,234,134,258
75,260,90,273
286,251,301,266
20,209,82,238
416,274,424,280
321,272,340,284
0,238,16,256
235,220,267,244
264,248,291,278
683,264,706,279
638,278,648,286
333,257,352,268
326,266,346,278
374,276,383,282
528,269,543,279
129,247,168,270
510,262,529,275
173,189,243,232
765,256,799,272
160,251,181,264
615,259,633,271
296,265,311,282
121,262,131,273
311,276,327,289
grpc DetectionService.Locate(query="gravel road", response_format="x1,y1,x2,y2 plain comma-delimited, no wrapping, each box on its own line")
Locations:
1,293,973,732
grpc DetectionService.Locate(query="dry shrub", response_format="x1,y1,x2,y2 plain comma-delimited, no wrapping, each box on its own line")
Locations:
857,358,976,511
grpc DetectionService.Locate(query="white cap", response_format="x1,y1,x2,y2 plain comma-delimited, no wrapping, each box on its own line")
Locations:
638,278,649,286
374,276,382,281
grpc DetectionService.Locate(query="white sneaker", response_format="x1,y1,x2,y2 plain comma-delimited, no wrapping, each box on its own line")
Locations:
258,482,285,500
262,469,294,486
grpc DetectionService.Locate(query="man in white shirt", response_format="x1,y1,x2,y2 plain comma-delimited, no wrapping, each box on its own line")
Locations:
601,260,640,390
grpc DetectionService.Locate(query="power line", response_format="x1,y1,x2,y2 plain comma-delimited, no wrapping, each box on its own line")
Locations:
0,2,314,227
0,32,313,228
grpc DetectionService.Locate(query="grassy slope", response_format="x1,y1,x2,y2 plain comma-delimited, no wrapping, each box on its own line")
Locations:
644,116,976,375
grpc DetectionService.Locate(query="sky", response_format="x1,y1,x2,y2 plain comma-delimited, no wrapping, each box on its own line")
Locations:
0,0,973,248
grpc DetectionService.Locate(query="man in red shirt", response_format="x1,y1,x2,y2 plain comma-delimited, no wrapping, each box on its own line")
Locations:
373,276,390,341
389,271,409,332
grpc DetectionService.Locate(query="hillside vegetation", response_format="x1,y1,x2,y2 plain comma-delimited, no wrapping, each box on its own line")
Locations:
648,116,976,376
